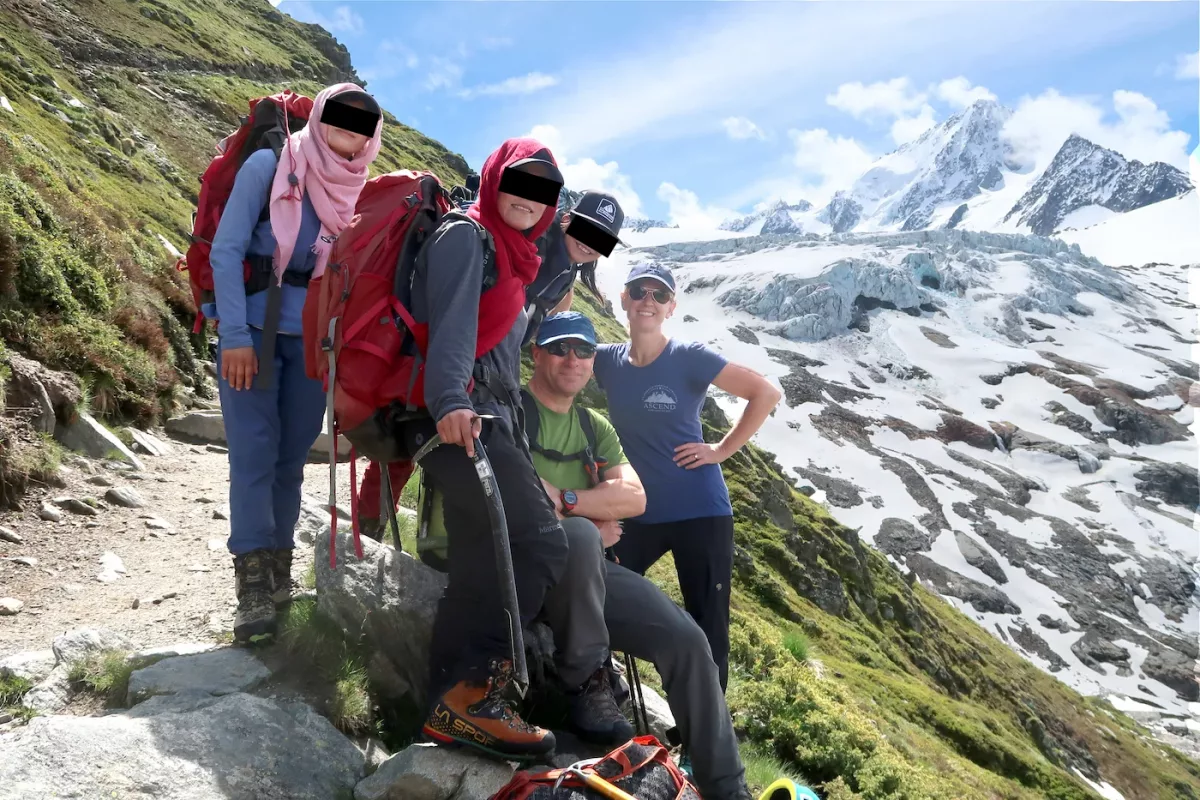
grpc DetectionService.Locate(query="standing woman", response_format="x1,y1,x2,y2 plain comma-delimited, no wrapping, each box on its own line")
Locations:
206,83,383,643
594,263,781,690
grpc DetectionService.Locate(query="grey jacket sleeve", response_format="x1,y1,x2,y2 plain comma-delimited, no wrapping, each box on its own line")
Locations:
422,220,485,422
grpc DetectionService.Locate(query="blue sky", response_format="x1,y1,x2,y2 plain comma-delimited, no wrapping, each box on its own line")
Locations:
276,1,1198,225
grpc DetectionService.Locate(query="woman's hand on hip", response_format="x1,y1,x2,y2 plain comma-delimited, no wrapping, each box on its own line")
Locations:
221,347,258,391
673,441,725,469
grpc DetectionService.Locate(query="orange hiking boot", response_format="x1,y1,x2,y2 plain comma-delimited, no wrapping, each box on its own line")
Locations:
423,658,556,761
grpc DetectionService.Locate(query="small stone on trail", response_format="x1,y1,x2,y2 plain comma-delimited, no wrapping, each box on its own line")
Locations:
54,496,97,516
38,503,63,522
213,505,230,521
208,539,225,552
153,592,178,604
105,487,147,509
206,444,228,454
187,564,212,573
144,518,173,531
6,557,37,567
0,527,22,544
132,598,141,609
87,475,113,487
97,552,127,583
0,598,23,615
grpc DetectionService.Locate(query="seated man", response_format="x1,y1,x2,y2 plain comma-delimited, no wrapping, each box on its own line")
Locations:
527,312,750,800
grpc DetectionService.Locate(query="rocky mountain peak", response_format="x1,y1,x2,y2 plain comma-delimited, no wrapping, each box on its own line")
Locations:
1003,134,1192,235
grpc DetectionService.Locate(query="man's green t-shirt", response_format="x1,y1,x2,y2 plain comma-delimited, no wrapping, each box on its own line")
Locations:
527,393,628,491
419,388,628,546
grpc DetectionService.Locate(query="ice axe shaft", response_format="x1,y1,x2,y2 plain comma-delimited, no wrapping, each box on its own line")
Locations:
553,761,640,800
411,415,529,695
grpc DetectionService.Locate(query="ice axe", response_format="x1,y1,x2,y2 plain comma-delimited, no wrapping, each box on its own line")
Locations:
553,759,640,800
411,414,530,696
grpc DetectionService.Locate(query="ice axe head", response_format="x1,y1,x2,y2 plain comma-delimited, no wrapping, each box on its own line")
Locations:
553,760,640,800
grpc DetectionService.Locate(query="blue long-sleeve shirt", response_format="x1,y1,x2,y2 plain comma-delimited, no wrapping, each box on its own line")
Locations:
202,148,321,350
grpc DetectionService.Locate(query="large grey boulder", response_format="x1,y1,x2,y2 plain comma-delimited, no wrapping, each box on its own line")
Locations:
55,411,144,470
19,628,134,714
354,742,513,800
316,527,446,709
0,650,56,684
126,649,271,706
0,692,364,800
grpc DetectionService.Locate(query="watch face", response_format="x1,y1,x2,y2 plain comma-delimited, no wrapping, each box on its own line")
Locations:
564,490,577,505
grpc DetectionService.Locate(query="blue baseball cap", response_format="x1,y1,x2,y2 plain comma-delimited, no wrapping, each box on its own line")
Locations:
624,263,675,293
535,311,597,347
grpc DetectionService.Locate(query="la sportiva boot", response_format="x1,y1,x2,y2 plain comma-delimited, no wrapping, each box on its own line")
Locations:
270,548,296,605
567,665,635,745
233,550,276,643
422,658,555,761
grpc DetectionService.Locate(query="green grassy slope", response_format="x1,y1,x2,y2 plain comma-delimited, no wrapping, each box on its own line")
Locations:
567,285,1200,800
0,0,466,425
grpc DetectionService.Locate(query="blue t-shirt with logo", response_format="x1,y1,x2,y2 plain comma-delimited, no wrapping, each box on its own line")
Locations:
593,340,732,524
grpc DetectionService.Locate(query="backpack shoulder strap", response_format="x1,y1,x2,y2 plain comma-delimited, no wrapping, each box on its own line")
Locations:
576,405,598,455
433,209,497,290
520,388,541,452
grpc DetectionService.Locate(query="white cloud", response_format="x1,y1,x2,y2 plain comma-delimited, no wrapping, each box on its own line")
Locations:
722,116,766,141
283,3,364,35
423,57,464,92
890,104,936,146
1003,88,1192,171
1175,51,1199,80
657,183,735,229
527,125,644,218
360,40,420,83
790,128,875,190
459,72,558,100
826,77,927,119
935,77,997,108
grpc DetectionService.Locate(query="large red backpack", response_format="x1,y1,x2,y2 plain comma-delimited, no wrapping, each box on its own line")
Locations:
177,91,313,332
301,170,492,565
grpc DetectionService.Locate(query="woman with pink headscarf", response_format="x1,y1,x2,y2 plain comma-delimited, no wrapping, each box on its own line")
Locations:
205,83,383,643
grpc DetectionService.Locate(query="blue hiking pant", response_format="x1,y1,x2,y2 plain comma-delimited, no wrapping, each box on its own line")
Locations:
216,329,326,555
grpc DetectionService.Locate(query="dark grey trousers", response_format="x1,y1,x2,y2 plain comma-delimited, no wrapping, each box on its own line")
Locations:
544,518,745,800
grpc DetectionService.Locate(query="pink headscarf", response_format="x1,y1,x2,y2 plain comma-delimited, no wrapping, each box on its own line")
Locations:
267,82,383,282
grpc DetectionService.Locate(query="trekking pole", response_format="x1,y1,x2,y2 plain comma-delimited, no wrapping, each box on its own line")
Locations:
379,463,403,551
411,417,530,696
624,651,649,736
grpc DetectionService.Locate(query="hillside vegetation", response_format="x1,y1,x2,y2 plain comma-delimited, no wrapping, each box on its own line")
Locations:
0,2,1197,799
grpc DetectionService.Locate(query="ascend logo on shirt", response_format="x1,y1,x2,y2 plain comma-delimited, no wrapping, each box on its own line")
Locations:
642,385,677,413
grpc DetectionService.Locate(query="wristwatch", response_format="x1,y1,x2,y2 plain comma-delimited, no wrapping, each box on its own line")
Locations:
560,489,578,516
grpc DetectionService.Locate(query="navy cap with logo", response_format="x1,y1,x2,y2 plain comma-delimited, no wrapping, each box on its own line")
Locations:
570,191,627,246
534,311,598,347
624,263,675,293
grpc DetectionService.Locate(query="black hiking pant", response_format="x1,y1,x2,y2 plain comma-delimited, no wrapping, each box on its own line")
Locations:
401,414,568,696
612,515,735,691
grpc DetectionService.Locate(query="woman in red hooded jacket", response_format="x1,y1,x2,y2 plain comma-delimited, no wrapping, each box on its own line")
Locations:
395,139,571,761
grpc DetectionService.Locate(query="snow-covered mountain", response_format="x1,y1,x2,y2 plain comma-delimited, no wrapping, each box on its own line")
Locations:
766,99,1195,240
817,100,1023,233
1004,134,1193,236
720,200,815,235
599,225,1199,761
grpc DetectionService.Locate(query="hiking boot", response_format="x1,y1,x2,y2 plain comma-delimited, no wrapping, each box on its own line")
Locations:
270,548,296,605
359,516,383,542
568,666,635,745
422,658,555,761
233,550,276,643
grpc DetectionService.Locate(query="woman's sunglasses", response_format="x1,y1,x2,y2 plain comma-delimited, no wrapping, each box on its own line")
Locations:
628,283,674,304
544,340,597,359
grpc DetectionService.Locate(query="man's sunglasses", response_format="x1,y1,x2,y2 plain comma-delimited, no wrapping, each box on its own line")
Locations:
543,340,596,359
628,283,674,304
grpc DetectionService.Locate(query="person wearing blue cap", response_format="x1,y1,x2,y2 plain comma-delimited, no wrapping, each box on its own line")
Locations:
593,263,781,693
525,312,753,800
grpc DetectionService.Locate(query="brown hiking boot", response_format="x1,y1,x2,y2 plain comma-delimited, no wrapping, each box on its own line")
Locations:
568,666,635,745
233,550,276,643
270,548,295,605
422,658,555,761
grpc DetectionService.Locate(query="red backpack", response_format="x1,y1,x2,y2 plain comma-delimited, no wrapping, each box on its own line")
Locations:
176,90,313,333
301,170,493,566
489,737,699,800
